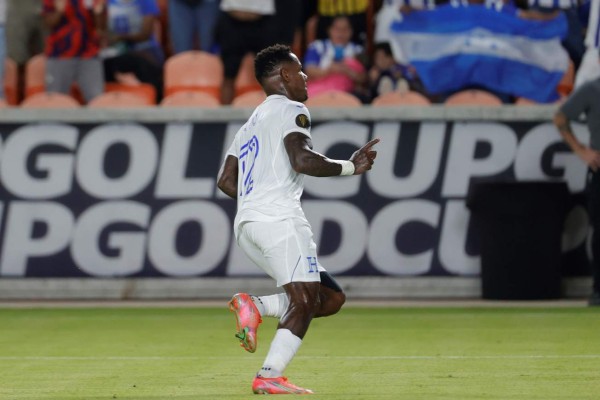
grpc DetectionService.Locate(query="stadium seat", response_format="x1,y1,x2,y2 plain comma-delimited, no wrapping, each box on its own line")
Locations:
88,91,152,108
164,51,223,100
160,90,221,107
23,54,85,103
557,59,574,97
514,97,539,106
234,53,261,97
444,89,502,106
371,91,431,106
515,96,564,106
20,92,81,109
304,90,362,108
3,58,18,105
231,90,266,108
25,54,46,98
105,82,157,104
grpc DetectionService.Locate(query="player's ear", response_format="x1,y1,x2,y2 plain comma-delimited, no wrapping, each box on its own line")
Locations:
279,65,289,82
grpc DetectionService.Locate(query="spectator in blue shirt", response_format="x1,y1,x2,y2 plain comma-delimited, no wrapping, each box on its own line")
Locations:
102,0,164,101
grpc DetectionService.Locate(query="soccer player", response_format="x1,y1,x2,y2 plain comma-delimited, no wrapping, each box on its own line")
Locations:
217,44,379,394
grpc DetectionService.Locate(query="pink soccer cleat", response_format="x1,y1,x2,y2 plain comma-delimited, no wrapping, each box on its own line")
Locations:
228,293,262,353
252,376,314,395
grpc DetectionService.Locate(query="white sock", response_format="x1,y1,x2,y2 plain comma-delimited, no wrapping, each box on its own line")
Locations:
251,293,289,318
258,329,302,378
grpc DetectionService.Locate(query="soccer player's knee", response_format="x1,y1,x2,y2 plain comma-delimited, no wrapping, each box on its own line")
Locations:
331,291,346,314
289,293,320,318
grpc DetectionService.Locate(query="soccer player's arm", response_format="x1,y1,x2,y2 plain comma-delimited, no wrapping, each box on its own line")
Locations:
283,106,379,177
217,137,239,199
553,84,600,171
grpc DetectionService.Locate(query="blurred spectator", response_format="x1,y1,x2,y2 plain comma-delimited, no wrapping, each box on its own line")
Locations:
575,0,600,87
168,0,220,53
0,0,5,100
104,0,163,64
273,0,303,50
42,0,105,103
305,0,369,46
304,15,367,99
215,0,276,104
368,42,426,101
102,0,164,100
6,0,46,99
6,0,45,66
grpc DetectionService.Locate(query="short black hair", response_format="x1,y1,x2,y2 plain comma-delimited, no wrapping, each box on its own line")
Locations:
254,44,293,84
374,42,393,57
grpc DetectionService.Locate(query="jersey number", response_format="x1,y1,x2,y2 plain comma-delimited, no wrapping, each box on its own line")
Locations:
239,136,260,196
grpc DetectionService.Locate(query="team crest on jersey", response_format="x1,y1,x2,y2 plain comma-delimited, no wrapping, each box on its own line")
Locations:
295,114,310,129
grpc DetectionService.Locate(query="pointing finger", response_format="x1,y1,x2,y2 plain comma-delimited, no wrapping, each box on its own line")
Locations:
362,138,380,151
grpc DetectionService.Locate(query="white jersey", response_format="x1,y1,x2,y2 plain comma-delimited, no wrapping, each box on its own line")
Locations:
226,95,312,239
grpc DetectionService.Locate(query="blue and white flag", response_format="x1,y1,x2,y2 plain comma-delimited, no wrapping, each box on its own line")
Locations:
391,5,569,102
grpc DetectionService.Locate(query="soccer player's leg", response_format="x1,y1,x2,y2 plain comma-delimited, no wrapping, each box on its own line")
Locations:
228,222,270,353
228,292,262,353
252,220,322,393
254,281,319,394
316,271,346,317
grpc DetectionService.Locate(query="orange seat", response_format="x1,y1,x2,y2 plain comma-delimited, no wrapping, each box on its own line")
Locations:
20,92,81,109
0,98,8,108
372,91,431,106
231,90,266,108
105,82,157,104
444,89,502,106
88,91,152,108
515,97,539,106
515,96,564,106
4,58,19,105
304,90,362,108
160,90,221,107
235,53,261,97
23,54,85,103
25,54,47,98
164,51,223,100
557,59,574,97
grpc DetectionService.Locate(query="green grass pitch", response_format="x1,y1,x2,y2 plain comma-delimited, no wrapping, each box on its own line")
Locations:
0,305,599,399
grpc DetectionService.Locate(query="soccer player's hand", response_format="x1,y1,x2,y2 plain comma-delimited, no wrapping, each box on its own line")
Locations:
350,138,380,175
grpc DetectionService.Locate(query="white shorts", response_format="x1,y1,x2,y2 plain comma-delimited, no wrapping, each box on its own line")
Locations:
238,219,324,287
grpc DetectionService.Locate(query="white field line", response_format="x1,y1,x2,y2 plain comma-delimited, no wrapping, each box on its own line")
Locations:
1,355,600,361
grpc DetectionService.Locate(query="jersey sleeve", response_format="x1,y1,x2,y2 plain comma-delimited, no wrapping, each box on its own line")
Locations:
225,130,240,159
281,102,312,139
560,83,593,120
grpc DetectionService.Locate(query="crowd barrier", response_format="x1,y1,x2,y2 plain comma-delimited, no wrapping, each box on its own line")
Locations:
0,106,592,299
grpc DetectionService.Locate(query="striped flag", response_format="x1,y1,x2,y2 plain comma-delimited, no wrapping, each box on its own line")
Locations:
391,4,570,102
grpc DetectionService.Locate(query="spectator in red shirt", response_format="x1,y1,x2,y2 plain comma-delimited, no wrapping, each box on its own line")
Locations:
42,0,105,103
